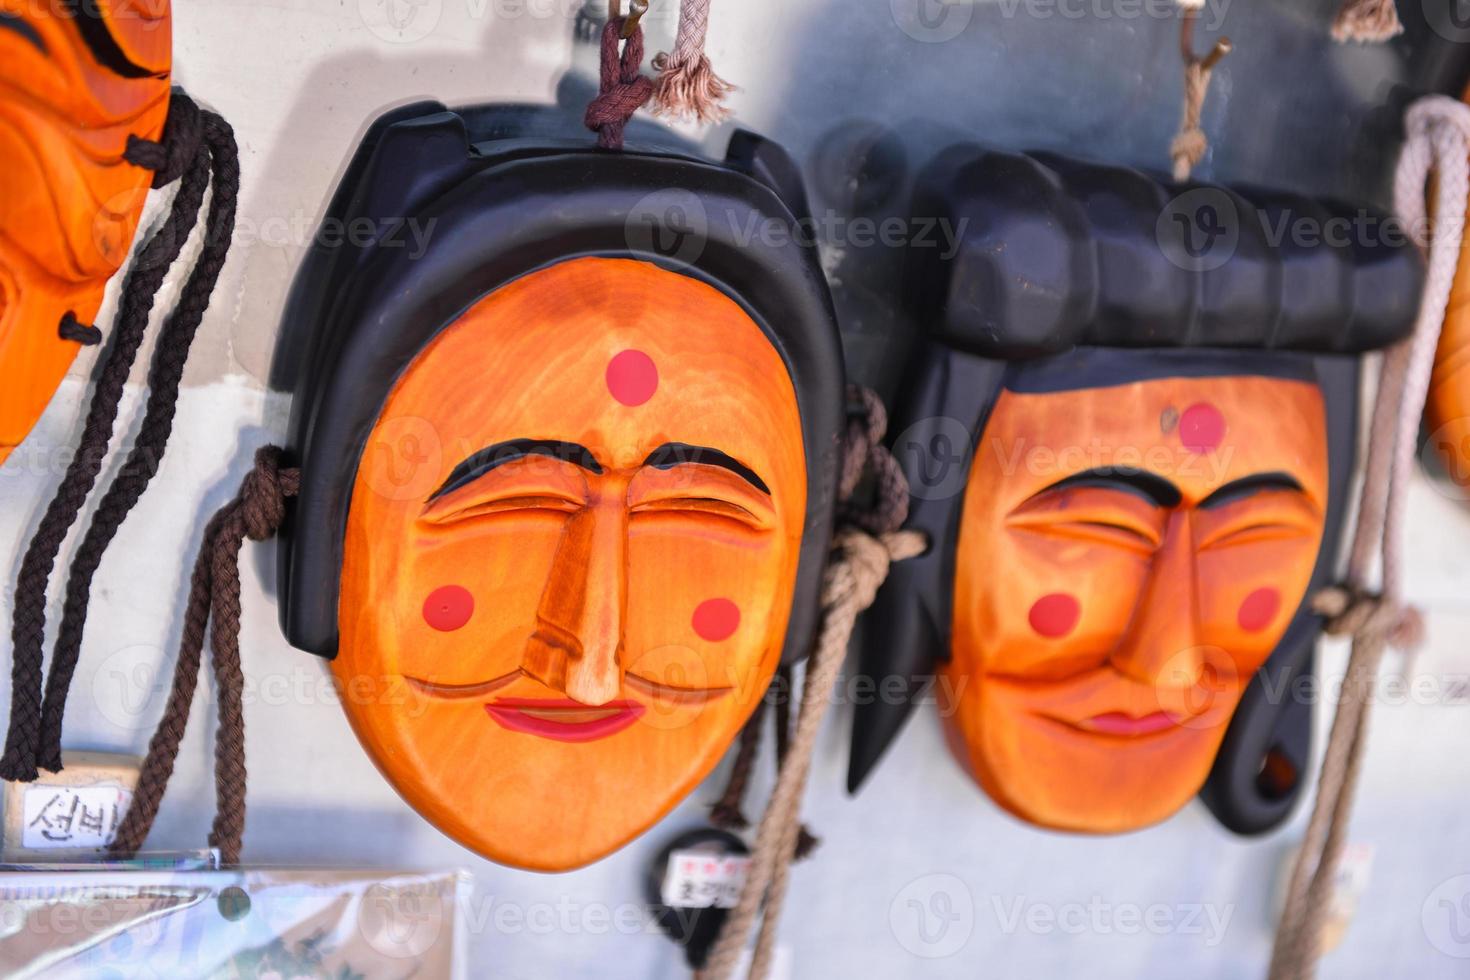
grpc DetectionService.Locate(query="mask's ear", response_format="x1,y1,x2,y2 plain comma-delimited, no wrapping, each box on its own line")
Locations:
1198,623,1315,834
1199,353,1359,834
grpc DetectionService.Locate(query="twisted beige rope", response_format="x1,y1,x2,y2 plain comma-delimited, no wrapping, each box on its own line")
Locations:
652,0,735,123
1170,11,1230,181
697,388,924,980
1267,95,1470,980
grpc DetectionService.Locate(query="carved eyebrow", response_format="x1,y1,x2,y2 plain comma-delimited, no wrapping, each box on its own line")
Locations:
642,443,771,495
1036,467,1182,508
428,439,602,501
58,0,155,78
1198,471,1305,510
0,13,47,55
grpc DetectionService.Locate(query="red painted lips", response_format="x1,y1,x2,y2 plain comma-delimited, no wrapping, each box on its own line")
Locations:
484,698,646,742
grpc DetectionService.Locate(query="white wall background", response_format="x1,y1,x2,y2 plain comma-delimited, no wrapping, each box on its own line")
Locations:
1,1,1467,977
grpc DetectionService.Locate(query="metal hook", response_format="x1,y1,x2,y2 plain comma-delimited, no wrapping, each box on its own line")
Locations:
620,0,649,38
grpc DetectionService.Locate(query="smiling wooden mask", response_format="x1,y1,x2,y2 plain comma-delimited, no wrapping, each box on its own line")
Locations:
849,149,1421,835
0,0,170,466
276,104,842,870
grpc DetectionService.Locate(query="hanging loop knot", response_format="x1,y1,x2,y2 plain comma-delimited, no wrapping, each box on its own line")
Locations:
1310,585,1425,651
584,16,654,151
58,311,103,346
826,528,927,616
238,446,298,540
125,89,204,188
837,387,915,538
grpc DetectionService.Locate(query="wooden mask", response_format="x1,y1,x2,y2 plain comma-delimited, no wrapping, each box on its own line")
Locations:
276,105,842,870
0,0,171,466
849,150,1421,835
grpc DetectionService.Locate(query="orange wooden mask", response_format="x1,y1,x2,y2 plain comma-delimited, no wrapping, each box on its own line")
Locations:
0,0,171,466
850,149,1421,836
945,366,1326,832
337,258,806,869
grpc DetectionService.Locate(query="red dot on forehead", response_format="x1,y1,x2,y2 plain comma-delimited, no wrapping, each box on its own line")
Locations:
1237,587,1281,633
692,598,741,642
1028,593,1080,639
1178,402,1226,452
423,585,474,632
606,349,659,406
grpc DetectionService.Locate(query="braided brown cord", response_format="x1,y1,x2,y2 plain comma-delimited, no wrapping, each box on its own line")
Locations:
699,386,926,980
108,448,299,865
0,91,215,783
710,692,769,830
584,16,654,151
35,107,241,775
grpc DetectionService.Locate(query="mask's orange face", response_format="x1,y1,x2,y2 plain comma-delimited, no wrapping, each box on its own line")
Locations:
945,373,1327,832
0,0,171,466
337,257,807,870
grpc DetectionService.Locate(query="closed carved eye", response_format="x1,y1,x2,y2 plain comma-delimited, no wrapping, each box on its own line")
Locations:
629,494,767,529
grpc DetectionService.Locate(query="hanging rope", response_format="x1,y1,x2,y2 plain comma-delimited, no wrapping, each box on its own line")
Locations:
0,90,239,783
697,387,926,980
1170,9,1231,182
107,447,298,865
1330,0,1402,43
652,0,734,123
1266,95,1470,980
584,6,655,151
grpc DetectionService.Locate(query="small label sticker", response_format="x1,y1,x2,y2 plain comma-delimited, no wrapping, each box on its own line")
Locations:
21,785,133,850
661,849,750,909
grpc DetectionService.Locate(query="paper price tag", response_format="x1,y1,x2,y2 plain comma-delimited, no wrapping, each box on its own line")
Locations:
661,849,750,909
21,784,133,850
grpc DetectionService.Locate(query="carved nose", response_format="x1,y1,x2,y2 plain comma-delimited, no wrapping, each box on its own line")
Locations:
520,500,628,705
1109,511,1202,691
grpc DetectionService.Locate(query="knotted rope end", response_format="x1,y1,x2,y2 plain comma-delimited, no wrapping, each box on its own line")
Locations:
1310,585,1425,652
1330,0,1403,43
651,51,735,123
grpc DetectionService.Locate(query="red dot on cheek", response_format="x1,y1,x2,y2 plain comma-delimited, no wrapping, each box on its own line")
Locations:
1028,593,1080,638
606,349,659,407
423,585,475,632
692,598,741,642
1237,587,1281,632
1179,402,1226,453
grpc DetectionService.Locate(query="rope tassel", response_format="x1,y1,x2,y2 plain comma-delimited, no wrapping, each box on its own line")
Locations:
1330,0,1403,43
652,0,735,123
